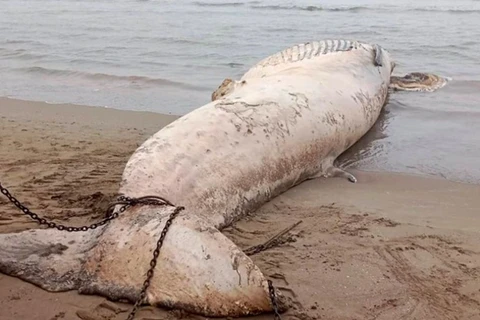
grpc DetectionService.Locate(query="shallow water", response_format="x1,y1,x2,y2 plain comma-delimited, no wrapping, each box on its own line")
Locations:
1,0,480,184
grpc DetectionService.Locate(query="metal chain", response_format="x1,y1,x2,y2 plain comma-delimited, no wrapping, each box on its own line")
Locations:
0,181,281,320
268,280,282,320
126,205,184,320
0,181,171,231
244,238,287,256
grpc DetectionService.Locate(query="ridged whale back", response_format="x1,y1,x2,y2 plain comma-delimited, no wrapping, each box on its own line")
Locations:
256,40,360,67
241,39,372,80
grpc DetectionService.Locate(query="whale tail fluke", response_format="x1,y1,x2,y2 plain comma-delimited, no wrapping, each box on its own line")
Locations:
77,204,287,317
0,205,287,317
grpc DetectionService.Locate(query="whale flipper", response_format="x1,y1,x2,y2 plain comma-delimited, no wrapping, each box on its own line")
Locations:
212,78,247,101
316,166,357,183
309,166,357,183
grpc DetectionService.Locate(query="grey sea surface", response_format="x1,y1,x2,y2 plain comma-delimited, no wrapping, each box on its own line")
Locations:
1,0,480,184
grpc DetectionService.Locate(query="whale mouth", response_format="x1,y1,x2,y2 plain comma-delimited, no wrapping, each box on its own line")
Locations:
389,72,449,92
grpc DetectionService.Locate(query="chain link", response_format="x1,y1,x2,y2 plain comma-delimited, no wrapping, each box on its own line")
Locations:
0,181,281,320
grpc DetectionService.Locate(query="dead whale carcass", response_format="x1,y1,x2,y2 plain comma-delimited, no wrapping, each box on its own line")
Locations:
0,39,395,316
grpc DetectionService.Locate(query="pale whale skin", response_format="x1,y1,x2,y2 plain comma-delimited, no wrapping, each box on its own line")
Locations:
0,40,394,317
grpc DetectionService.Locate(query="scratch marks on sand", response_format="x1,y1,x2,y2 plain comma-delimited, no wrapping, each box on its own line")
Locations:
223,202,480,320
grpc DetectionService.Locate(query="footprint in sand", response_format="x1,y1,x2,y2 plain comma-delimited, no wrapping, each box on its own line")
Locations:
76,301,128,320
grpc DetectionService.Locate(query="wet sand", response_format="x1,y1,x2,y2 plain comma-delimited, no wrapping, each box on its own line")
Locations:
1,97,479,320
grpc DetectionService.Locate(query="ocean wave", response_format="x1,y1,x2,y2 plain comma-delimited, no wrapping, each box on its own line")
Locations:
445,79,480,92
406,7,480,13
193,3,480,14
131,35,225,46
0,48,27,57
221,62,244,68
5,39,38,45
250,5,369,12
389,97,480,117
194,1,245,7
16,66,208,91
418,47,476,61
460,40,479,46
4,52,49,61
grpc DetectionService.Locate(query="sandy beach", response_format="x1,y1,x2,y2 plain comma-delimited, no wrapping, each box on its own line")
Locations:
1,97,479,320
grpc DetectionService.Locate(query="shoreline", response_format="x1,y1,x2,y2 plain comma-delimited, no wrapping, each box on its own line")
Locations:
2,96,478,186
0,96,179,125
1,97,480,320
1,95,184,116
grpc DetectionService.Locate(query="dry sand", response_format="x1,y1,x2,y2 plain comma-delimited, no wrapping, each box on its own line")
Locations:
1,97,479,320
